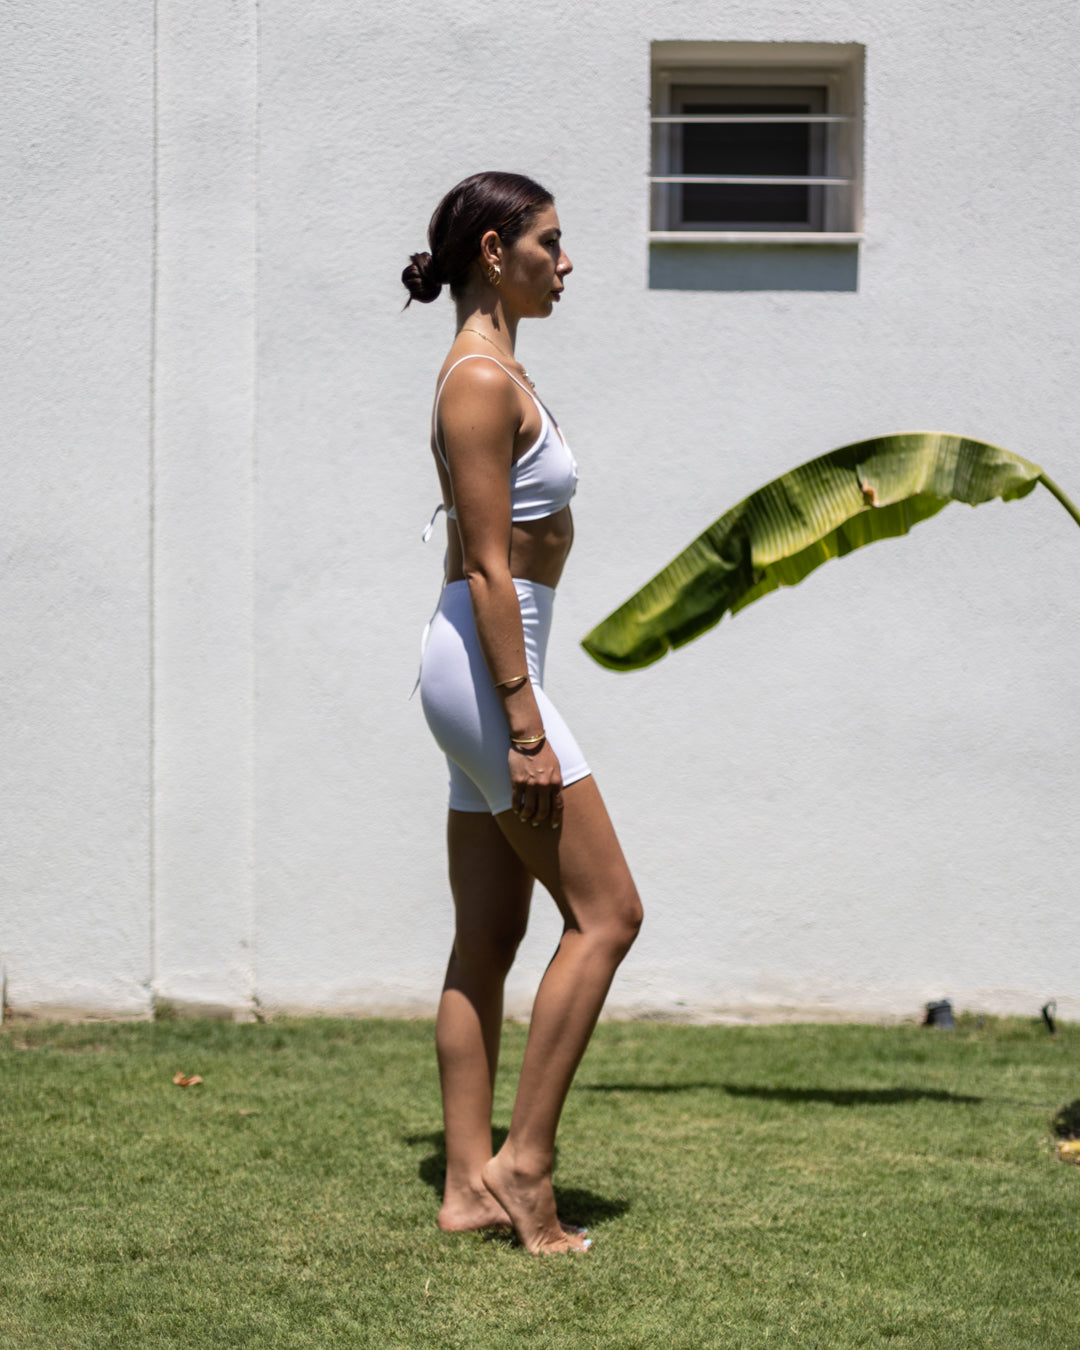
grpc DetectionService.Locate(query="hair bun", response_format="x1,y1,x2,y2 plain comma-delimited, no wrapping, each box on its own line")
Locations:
401,250,443,305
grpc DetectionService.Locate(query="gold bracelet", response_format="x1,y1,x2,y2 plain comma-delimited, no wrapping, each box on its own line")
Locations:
494,674,529,691
510,731,546,747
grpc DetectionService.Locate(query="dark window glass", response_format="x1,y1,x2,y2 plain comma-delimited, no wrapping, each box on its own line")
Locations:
682,101,812,224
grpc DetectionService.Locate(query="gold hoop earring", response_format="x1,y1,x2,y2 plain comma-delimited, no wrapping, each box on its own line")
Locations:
487,262,501,286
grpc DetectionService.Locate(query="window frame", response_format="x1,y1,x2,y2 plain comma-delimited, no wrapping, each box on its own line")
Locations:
650,41,865,245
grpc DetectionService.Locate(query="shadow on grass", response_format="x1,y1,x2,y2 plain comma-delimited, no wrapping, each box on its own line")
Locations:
1051,1100,1080,1138
576,1083,984,1106
404,1128,631,1227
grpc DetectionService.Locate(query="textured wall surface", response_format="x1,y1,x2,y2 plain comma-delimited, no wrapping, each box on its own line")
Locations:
152,2,258,1010
2,1,154,1014
4,0,1078,1020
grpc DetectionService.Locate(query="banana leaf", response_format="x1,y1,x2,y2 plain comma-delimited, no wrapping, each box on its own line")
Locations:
582,432,1080,672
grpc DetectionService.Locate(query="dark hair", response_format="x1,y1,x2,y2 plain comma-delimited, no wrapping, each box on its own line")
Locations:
402,171,554,306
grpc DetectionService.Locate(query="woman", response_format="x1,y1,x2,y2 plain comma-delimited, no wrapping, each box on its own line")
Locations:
403,172,642,1255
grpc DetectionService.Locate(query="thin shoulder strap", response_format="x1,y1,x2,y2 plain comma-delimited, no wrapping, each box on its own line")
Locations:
431,353,540,465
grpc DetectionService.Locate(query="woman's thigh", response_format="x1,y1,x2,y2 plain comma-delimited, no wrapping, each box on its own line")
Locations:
494,777,642,936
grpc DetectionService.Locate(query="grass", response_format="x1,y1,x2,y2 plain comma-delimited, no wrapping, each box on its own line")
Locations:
1,1014,1078,1349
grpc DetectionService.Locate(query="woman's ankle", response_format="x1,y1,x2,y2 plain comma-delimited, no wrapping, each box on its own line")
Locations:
491,1138,554,1181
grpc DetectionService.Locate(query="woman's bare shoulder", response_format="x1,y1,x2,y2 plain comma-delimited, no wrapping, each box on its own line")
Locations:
437,351,518,398
436,353,521,436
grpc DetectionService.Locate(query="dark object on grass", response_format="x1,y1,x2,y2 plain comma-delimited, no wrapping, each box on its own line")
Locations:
1041,1000,1057,1035
924,999,955,1030
1050,1100,1080,1141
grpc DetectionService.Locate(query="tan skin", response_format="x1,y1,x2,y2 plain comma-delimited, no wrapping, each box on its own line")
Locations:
429,204,643,1254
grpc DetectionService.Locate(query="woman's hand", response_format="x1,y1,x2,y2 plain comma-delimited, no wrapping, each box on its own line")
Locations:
510,740,563,829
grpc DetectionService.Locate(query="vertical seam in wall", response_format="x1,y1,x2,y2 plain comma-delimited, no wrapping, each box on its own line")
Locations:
249,0,261,1011
148,0,160,1011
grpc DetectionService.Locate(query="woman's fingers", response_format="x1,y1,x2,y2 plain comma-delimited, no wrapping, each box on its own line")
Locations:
521,782,561,828
510,745,562,829
517,786,542,824
511,780,562,829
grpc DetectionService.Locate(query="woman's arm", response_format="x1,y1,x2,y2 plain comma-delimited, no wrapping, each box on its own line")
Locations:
438,361,564,827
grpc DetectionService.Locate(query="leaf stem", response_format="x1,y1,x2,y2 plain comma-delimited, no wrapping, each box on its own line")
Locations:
1038,474,1080,531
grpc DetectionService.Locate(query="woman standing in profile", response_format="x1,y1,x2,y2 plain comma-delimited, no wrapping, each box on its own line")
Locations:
403,172,642,1255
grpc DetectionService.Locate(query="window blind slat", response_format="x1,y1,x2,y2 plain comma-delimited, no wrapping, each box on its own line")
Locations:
649,231,864,243
650,175,852,186
651,114,852,124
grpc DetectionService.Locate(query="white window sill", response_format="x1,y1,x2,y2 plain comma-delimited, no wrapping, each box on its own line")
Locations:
649,231,863,245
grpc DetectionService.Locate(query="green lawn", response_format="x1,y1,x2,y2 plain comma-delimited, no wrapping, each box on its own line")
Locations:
1,1015,1077,1349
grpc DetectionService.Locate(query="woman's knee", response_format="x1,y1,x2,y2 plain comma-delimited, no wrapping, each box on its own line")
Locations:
587,875,642,961
613,880,644,955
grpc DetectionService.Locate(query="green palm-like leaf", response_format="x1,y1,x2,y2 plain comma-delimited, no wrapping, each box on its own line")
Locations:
582,432,1080,671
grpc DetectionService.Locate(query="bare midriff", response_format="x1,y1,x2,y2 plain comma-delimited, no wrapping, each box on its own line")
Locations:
442,506,574,591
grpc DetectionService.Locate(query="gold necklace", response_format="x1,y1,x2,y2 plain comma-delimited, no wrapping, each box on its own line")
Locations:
460,327,535,389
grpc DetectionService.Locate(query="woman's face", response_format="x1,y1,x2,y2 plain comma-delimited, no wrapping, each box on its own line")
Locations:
499,205,573,318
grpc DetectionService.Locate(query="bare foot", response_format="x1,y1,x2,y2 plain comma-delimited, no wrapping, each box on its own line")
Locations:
482,1152,591,1254
438,1183,512,1233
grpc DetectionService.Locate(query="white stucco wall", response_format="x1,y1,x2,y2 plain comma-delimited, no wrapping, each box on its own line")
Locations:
4,0,1078,1021
2,1,154,1015
151,2,258,1010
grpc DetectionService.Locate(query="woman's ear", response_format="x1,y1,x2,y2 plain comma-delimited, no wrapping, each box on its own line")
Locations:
479,228,502,268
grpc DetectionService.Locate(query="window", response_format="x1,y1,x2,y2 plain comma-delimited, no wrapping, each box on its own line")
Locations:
650,42,864,243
